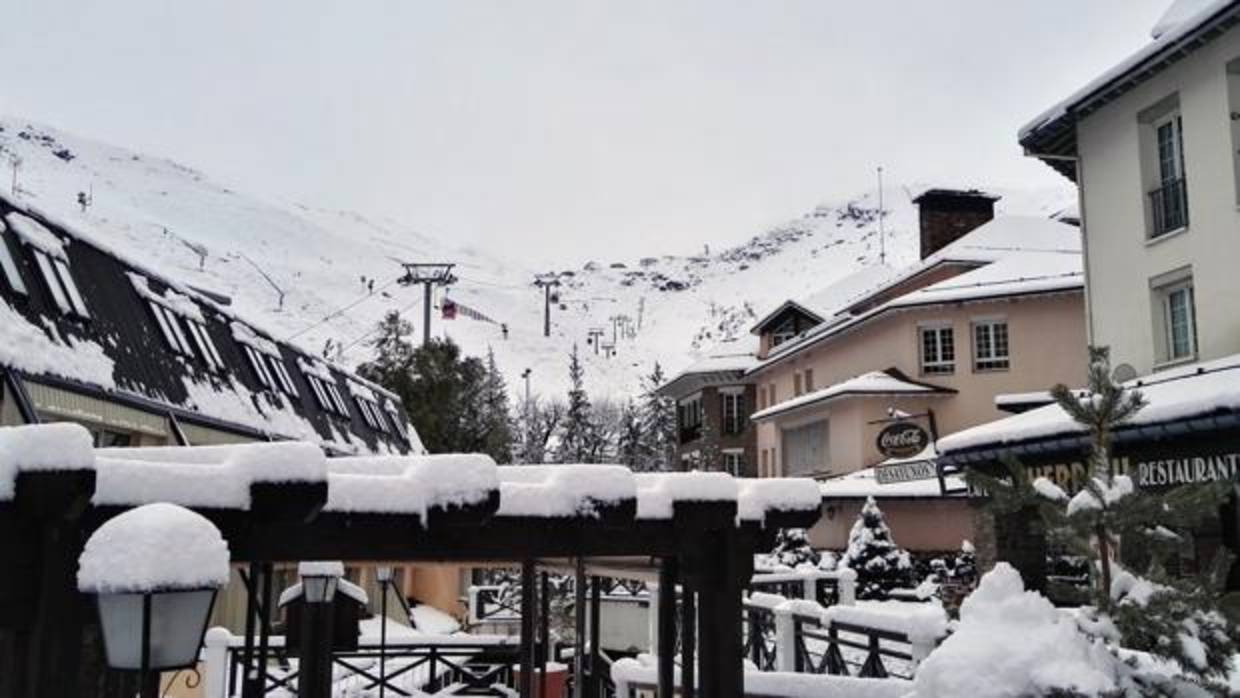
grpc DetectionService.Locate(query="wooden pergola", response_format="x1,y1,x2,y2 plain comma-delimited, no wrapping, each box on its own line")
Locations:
0,432,822,698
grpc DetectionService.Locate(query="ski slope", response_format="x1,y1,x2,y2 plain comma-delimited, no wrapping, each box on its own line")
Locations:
0,118,1074,400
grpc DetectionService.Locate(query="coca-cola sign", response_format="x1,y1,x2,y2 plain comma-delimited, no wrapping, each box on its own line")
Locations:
876,422,930,460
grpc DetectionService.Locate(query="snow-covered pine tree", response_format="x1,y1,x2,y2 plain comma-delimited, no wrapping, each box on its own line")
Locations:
967,346,1239,688
840,496,911,599
480,348,514,464
558,344,592,463
770,528,820,569
615,400,644,469
638,362,676,471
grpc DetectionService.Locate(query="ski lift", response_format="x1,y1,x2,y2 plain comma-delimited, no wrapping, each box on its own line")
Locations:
442,299,458,320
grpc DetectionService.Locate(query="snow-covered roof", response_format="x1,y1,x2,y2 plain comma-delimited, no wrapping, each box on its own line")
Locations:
754,216,1082,370
938,353,1240,456
496,464,636,518
749,265,899,335
1020,0,1240,151
658,336,760,396
750,369,954,422
819,465,965,500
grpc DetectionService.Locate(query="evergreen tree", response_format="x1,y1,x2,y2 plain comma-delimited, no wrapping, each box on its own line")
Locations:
558,345,592,462
356,311,417,399
616,400,644,469
967,346,1239,688
770,528,820,569
637,363,677,471
840,496,911,599
477,348,514,463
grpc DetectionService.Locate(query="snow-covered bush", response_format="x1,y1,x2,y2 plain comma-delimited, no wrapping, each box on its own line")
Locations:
769,528,819,568
839,496,910,599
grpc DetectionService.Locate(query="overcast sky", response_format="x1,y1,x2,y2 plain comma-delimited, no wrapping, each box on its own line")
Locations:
3,1,1171,265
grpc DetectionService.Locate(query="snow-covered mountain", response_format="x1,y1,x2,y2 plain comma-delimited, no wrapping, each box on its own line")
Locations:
0,118,1075,400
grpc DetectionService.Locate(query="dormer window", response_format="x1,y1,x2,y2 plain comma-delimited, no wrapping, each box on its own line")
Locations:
0,228,28,296
233,322,299,397
5,213,88,317
300,359,350,417
353,393,389,433
383,402,408,438
130,273,221,370
771,316,799,347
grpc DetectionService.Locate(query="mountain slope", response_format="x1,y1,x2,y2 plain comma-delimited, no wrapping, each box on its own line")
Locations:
0,118,1075,399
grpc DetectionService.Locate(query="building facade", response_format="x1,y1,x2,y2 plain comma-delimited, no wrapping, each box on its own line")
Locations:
657,344,759,476
746,191,1089,550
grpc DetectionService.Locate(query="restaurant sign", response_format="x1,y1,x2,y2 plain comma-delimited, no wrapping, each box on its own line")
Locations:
876,422,930,460
1024,451,1240,493
875,459,938,485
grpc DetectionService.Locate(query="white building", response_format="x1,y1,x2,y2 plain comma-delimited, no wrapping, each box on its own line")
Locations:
1020,0,1240,374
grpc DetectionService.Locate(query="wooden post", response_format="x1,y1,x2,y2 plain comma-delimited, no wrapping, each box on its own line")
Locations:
519,561,536,698
539,571,550,698
573,559,586,698
657,559,677,698
240,563,260,698
297,598,334,698
255,563,274,694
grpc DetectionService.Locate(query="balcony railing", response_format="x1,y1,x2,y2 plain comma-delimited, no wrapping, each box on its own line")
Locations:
1149,177,1189,238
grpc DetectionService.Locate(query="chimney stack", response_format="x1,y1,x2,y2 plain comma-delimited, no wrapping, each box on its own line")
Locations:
912,189,1000,259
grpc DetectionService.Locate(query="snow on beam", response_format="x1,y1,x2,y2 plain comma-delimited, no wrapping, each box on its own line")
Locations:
324,453,499,517
634,471,736,519
0,422,95,501
737,477,822,525
93,441,326,509
496,464,636,518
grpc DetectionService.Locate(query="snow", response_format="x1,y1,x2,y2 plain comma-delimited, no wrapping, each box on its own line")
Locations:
819,466,965,500
1066,475,1134,516
495,464,636,517
0,422,95,500
410,603,461,635
611,654,910,698
0,297,116,388
93,441,326,508
735,477,822,521
821,602,948,646
1031,476,1068,502
1021,0,1236,141
299,560,345,577
0,119,1073,403
912,563,1122,697
77,503,230,593
633,471,736,519
4,211,66,260
750,370,948,422
230,321,281,357
938,352,1240,454
324,453,498,516
127,272,206,322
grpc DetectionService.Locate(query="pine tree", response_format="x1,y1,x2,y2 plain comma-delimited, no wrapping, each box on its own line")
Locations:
616,400,644,469
479,348,514,464
840,496,911,599
637,363,676,471
967,346,1239,688
770,528,820,569
558,345,592,463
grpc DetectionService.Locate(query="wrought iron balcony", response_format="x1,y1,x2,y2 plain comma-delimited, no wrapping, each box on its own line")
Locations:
1148,177,1189,238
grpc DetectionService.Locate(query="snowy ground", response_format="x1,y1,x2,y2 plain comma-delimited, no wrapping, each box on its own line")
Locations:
0,118,1073,400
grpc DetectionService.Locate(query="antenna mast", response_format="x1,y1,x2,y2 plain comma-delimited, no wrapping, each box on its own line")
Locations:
877,166,886,266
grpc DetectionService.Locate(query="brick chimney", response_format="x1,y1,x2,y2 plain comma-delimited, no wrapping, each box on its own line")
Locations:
912,189,1000,259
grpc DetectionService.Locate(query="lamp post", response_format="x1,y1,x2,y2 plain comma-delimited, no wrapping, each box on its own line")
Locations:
376,566,394,698
78,503,230,698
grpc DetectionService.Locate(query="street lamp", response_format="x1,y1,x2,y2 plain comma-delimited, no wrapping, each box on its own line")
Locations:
301,569,339,604
79,503,230,698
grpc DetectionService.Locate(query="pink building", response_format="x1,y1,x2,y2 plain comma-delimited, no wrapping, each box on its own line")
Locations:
747,190,1088,552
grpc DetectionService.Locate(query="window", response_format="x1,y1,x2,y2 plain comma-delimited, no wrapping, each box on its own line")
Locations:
147,300,222,370
52,258,89,318
1162,282,1197,361
267,356,299,397
804,368,814,392
384,402,407,438
678,394,703,442
793,373,803,397
722,450,744,477
782,421,827,476
721,391,744,435
354,395,389,433
1145,107,1189,238
0,233,27,295
768,384,777,406
186,321,224,370
771,317,798,347
920,325,955,375
760,448,769,477
973,320,1010,371
307,374,349,416
243,345,275,389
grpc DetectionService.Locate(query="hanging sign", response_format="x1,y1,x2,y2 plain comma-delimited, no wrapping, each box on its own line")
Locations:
876,421,930,460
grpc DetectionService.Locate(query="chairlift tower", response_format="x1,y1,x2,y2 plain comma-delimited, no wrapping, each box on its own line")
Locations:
533,276,561,338
398,263,458,346
587,327,606,355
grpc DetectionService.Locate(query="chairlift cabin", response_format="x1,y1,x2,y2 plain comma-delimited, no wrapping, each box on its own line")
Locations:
0,424,822,698
442,298,457,320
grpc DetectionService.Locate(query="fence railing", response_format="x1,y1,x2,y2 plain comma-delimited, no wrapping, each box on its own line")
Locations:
1149,176,1189,237
748,569,856,607
202,629,522,697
